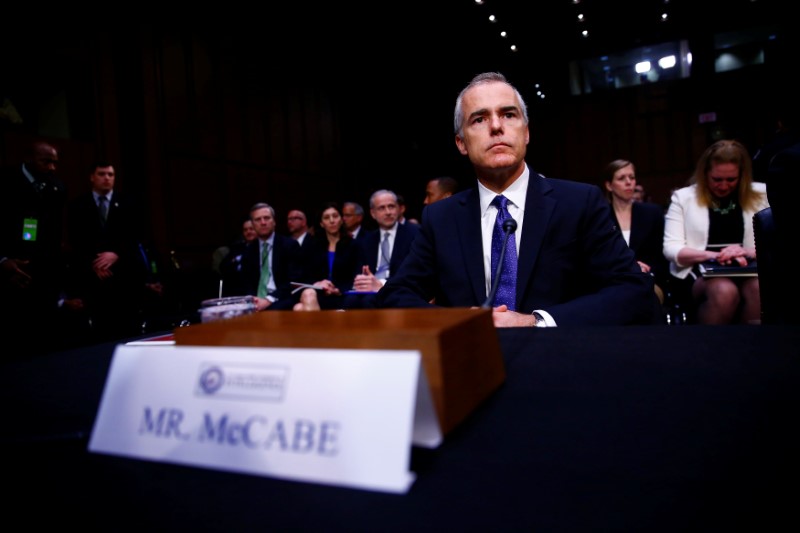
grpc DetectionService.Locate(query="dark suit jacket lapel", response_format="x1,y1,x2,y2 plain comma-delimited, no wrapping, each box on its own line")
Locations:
389,227,404,273
272,235,285,283
389,223,413,272
365,231,379,272
456,188,487,304
106,194,119,222
517,176,555,303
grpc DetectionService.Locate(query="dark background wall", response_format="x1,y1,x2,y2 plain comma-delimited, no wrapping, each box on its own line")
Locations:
1,3,792,303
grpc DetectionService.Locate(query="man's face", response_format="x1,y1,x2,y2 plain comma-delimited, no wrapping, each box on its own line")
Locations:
424,180,450,205
90,166,115,195
287,210,307,234
251,207,276,239
30,144,58,180
370,193,398,230
455,81,529,173
342,205,362,231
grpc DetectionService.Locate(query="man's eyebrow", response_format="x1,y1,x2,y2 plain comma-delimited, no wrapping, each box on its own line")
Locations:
467,108,489,121
468,105,519,122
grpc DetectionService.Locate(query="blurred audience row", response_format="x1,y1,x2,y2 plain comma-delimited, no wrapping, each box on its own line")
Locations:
2,131,794,359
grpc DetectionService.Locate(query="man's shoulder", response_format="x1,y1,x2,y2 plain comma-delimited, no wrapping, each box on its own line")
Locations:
537,176,599,194
770,140,800,168
362,227,381,240
0,164,22,180
69,190,95,205
0,165,25,194
425,188,474,214
275,233,300,249
398,220,420,237
299,232,317,246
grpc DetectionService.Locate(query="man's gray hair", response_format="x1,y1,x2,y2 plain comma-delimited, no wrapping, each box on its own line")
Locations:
369,189,397,209
249,202,275,219
453,72,529,138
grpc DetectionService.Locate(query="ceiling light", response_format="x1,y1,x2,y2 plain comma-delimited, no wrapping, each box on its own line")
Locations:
658,55,676,69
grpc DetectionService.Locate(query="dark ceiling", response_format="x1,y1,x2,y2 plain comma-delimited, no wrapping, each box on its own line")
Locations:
3,0,792,128
222,0,791,90
5,1,789,82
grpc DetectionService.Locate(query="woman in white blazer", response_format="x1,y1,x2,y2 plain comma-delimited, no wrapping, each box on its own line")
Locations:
664,140,769,324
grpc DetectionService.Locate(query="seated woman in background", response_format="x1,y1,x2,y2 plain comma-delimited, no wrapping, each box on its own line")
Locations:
663,140,769,324
303,202,359,309
603,159,668,304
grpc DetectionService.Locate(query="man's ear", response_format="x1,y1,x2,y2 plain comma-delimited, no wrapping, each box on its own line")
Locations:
455,135,468,156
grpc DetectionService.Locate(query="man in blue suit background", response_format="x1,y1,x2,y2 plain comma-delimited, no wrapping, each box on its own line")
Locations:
376,72,656,326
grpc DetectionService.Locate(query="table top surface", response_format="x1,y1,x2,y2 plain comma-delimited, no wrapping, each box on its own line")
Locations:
4,325,799,531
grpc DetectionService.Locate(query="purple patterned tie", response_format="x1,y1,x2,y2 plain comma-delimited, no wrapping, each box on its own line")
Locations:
490,195,517,310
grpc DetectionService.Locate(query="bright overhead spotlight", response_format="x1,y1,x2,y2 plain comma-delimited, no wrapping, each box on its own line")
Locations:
581,30,589,37
489,14,496,22
635,61,651,74
510,44,517,52
500,31,507,37
658,55,676,69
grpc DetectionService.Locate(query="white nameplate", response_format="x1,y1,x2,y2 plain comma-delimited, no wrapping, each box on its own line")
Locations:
89,344,442,493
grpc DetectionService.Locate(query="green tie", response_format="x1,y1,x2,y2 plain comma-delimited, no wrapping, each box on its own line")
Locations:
258,242,271,298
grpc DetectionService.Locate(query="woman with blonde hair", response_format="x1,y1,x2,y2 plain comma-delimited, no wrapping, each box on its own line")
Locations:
663,140,769,324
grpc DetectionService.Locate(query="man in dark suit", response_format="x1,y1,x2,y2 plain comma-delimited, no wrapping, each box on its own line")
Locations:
0,140,67,355
67,162,148,342
233,202,303,311
342,202,366,240
756,139,800,324
340,189,419,309
352,189,419,289
376,72,655,326
286,208,315,275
